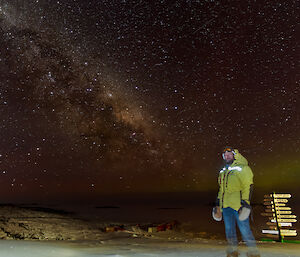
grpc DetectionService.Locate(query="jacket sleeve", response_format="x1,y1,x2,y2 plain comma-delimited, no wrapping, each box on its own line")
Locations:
239,166,254,205
216,173,222,206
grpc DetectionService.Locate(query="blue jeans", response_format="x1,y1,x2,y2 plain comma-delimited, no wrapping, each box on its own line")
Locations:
223,207,259,255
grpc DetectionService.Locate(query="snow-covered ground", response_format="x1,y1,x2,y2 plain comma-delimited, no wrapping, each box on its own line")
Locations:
1,239,300,257
1,195,298,257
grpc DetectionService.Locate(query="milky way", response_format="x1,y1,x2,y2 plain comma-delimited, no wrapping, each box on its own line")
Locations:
0,0,299,201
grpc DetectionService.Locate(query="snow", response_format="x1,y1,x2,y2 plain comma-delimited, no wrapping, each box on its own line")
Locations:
1,239,300,257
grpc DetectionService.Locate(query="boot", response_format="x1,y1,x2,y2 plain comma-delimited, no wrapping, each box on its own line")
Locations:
227,251,239,257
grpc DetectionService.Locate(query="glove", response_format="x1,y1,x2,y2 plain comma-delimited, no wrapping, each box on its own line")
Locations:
238,200,251,221
212,206,222,221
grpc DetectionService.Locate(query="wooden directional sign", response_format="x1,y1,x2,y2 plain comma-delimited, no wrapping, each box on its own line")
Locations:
273,194,291,198
266,222,292,227
272,218,297,223
262,229,297,236
261,192,297,242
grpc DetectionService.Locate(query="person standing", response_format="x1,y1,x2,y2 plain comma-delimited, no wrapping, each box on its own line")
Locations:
213,147,260,257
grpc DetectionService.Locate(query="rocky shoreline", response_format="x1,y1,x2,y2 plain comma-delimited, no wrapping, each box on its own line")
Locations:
0,205,107,241
0,204,222,243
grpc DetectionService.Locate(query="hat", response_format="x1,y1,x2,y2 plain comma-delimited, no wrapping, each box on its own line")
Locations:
222,147,236,160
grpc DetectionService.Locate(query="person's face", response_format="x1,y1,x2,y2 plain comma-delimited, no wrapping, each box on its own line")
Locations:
224,151,234,163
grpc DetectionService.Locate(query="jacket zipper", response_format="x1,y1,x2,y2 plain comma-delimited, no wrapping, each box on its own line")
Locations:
226,171,232,187
222,168,232,209
221,169,227,208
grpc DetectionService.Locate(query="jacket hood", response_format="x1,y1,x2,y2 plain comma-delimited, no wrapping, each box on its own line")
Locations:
232,149,248,166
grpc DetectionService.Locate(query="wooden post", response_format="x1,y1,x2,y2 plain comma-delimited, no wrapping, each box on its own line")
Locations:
262,192,297,242
272,192,283,242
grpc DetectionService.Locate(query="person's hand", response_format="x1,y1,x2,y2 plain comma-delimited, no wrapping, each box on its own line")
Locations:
238,200,251,221
212,206,222,221
240,200,250,208
215,206,222,219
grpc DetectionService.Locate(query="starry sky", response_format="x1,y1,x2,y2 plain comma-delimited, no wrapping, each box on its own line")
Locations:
0,0,299,203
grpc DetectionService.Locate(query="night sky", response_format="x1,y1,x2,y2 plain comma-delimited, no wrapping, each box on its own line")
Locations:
0,0,299,202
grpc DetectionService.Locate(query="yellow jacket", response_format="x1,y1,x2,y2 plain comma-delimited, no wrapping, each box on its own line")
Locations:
217,149,253,211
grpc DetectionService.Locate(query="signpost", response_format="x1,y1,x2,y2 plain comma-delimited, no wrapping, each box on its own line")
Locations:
262,193,297,242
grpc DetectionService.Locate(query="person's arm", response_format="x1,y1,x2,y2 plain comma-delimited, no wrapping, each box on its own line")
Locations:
216,172,223,206
215,172,222,217
213,186,222,220
215,197,220,207
237,166,253,220
239,166,254,205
